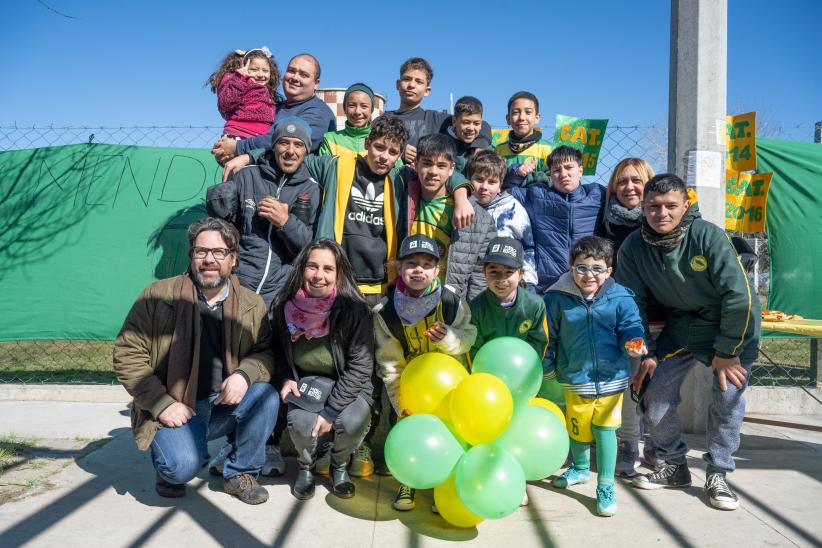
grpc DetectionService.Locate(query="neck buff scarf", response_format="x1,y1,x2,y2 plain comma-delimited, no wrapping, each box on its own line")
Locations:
604,195,642,235
507,130,542,154
640,213,695,250
394,277,442,326
284,287,338,342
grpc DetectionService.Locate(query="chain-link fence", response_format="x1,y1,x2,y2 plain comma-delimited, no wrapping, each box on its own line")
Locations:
0,124,817,386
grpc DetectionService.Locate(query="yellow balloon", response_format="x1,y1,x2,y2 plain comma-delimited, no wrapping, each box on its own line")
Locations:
529,397,566,425
434,475,483,528
400,353,469,415
450,373,513,446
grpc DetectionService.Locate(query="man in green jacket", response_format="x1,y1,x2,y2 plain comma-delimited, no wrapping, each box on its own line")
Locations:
615,174,760,511
113,218,278,505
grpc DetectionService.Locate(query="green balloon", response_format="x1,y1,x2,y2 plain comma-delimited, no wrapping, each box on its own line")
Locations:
455,444,525,519
538,377,565,406
495,405,570,480
472,337,542,406
384,414,465,489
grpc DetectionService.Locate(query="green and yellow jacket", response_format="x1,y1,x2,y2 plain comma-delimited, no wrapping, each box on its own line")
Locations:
317,123,371,160
495,136,553,171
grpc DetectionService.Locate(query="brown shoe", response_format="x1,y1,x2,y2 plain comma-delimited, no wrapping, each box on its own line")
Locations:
155,473,185,498
224,473,269,505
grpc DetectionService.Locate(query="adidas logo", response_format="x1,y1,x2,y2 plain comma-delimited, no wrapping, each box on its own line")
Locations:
351,183,383,212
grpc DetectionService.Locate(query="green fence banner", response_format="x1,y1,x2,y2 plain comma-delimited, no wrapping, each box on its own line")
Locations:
552,114,609,175
1,144,220,341
758,139,822,320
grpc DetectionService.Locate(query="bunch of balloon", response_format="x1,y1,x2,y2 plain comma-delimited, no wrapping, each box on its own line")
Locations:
384,338,570,529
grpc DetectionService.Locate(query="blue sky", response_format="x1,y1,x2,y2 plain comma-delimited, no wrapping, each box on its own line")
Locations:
1,0,820,137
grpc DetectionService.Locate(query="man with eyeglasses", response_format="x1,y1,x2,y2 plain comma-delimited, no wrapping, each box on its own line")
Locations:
615,174,761,511
113,217,279,505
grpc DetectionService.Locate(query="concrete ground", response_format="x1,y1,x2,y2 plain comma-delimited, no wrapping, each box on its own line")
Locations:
0,400,820,548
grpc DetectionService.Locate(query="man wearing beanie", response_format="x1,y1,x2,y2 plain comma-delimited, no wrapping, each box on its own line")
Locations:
318,82,380,160
207,115,321,308
213,53,336,162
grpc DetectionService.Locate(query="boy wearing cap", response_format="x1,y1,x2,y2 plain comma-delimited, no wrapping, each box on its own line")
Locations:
469,237,548,365
543,235,646,517
318,83,379,160
373,233,476,511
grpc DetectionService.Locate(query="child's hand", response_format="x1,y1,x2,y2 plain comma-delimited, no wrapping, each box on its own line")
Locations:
624,338,648,357
222,153,251,181
516,158,537,177
404,144,417,168
424,321,448,343
452,188,475,229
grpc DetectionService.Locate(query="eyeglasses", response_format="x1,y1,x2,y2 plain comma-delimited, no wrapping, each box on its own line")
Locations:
191,247,232,260
573,264,609,276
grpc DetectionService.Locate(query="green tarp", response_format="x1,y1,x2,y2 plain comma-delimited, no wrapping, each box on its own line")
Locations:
758,138,822,319
0,144,219,341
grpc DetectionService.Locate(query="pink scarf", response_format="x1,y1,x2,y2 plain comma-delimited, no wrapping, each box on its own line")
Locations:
284,287,337,342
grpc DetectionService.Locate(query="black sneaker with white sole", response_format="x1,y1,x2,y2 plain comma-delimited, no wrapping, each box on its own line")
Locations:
705,473,739,510
632,462,692,490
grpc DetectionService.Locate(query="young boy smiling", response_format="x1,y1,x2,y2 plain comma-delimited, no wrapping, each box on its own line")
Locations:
544,236,646,517
407,134,498,300
318,82,378,160
495,91,553,179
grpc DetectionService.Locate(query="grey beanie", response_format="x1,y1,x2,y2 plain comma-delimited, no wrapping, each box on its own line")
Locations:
271,116,312,150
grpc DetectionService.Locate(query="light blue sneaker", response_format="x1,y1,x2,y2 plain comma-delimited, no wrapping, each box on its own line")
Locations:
552,466,590,488
596,484,617,517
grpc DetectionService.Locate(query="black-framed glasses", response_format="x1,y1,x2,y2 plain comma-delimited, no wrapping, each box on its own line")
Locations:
191,247,232,260
573,264,609,276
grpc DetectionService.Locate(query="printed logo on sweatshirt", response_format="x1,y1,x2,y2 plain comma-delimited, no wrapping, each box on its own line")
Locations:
690,255,708,272
351,183,384,212
518,319,533,334
243,199,256,210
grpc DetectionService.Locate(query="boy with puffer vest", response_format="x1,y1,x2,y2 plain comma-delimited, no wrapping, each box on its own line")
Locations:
509,145,605,293
373,234,476,512
544,236,646,517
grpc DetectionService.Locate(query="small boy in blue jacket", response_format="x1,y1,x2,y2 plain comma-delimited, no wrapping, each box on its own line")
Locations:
543,235,646,517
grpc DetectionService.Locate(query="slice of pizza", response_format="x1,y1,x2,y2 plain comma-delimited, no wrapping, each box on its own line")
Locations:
762,310,787,322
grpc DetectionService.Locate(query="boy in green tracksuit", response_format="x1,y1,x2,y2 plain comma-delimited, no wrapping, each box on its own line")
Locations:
615,174,760,512
318,83,375,160
469,237,548,364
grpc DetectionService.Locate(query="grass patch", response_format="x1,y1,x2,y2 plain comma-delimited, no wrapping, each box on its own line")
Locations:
0,340,116,383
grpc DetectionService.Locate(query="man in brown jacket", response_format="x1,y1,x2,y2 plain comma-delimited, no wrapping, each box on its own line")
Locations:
113,217,279,504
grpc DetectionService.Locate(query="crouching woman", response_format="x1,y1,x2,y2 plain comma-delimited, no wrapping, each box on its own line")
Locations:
271,239,374,500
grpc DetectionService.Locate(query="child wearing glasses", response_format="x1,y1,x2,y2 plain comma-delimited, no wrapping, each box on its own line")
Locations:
543,235,646,517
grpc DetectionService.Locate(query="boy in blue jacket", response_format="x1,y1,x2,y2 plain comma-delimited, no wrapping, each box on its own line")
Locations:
543,236,646,517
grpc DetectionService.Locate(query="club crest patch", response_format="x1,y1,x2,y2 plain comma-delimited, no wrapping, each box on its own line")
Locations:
690,255,708,272
518,320,533,334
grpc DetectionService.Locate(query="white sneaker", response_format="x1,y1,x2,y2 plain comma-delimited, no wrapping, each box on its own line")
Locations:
261,445,285,476
521,491,529,506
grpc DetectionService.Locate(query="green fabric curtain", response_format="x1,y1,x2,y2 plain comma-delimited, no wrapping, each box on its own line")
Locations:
758,138,822,319
0,144,219,341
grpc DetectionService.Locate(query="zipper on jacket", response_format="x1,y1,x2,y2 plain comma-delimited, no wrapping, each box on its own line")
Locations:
255,175,289,295
586,298,601,397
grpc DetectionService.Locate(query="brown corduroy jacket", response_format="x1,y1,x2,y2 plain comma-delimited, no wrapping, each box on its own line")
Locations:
113,275,273,450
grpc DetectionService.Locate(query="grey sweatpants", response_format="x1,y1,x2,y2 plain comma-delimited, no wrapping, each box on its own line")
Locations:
287,394,371,469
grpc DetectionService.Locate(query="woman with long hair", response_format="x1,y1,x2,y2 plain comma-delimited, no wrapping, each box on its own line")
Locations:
271,239,374,501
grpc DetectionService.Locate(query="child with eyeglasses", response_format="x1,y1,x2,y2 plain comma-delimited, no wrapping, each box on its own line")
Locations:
543,235,646,517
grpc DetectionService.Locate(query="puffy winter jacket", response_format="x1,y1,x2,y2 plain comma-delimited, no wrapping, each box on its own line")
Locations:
511,182,605,293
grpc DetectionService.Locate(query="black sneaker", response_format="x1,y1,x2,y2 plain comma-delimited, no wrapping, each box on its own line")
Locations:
392,484,416,511
155,473,185,498
224,473,269,505
632,462,692,490
705,473,739,510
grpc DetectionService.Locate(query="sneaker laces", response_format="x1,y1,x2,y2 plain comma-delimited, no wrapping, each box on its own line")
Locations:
235,473,253,491
597,485,615,504
354,445,371,460
706,474,731,494
397,484,413,500
648,463,677,480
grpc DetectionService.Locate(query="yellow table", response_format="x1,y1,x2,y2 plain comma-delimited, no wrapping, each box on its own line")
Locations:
761,319,822,337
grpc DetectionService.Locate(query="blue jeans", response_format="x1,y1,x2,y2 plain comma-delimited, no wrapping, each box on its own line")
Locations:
150,382,279,484
642,352,751,474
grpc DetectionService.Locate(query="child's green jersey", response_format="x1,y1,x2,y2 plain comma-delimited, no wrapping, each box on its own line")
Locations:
468,286,548,363
495,136,553,171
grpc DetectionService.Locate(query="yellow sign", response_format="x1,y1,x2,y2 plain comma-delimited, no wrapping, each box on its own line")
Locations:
725,170,772,232
726,112,757,171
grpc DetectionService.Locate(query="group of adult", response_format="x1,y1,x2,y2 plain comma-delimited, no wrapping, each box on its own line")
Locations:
112,51,760,514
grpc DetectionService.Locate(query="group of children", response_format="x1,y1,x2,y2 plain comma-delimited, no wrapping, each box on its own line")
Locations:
210,51,649,518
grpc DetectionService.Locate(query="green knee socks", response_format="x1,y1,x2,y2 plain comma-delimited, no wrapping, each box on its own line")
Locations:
569,427,618,485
